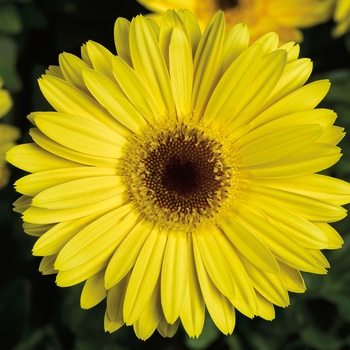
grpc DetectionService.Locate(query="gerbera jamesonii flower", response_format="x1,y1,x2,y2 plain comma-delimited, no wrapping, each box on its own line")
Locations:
0,77,20,189
137,0,335,43
7,9,350,340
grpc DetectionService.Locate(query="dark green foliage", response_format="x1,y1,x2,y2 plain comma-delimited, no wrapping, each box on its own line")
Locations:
1,1,350,349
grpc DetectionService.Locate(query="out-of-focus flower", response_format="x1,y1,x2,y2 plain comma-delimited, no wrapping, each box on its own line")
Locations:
7,9,350,340
0,78,19,188
332,0,350,37
137,0,335,43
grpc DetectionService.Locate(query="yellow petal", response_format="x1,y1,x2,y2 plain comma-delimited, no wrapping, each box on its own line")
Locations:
192,11,225,118
86,40,115,80
248,143,341,178
179,234,205,338
38,75,128,136
253,80,330,125
80,269,106,309
123,228,167,325
161,231,188,324
219,215,279,273
34,112,127,158
23,195,125,225
134,277,162,340
237,201,325,274
107,272,130,324
105,219,154,289
6,143,80,173
248,184,347,223
314,223,344,249
192,234,236,335
39,255,57,275
159,9,186,68
214,230,258,318
54,205,136,270
239,252,289,307
15,167,119,197
114,18,132,66
56,252,107,287
193,233,235,301
82,69,148,134
111,56,161,123
222,23,250,72
157,317,180,338
203,44,262,126
278,261,306,293
30,128,119,168
169,27,193,117
129,15,174,115
33,210,104,256
176,9,201,57
238,125,323,167
59,52,91,93
256,291,275,321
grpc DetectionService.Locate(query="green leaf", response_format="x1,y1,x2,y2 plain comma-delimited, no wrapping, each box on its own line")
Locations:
0,279,30,349
0,34,22,91
300,326,344,350
0,3,22,34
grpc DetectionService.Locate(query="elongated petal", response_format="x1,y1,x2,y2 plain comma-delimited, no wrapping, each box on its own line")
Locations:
192,234,236,335
59,52,91,92
179,235,205,338
169,27,193,117
161,232,188,324
193,233,235,300
55,205,136,270
123,229,167,325
114,18,132,66
82,69,148,133
219,214,279,273
106,272,130,324
203,44,262,126
134,277,162,340
15,167,119,196
214,228,258,318
81,270,107,309
112,56,161,122
192,11,225,118
129,15,174,115
38,75,128,136
105,219,154,289
6,143,81,173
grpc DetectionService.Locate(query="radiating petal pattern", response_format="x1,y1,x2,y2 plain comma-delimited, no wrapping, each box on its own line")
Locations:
7,10,350,341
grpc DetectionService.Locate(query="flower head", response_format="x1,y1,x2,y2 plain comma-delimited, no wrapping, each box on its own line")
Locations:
332,0,350,37
137,0,335,43
0,78,19,188
7,10,350,340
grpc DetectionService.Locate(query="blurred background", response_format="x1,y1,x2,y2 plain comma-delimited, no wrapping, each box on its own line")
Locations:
1,0,350,349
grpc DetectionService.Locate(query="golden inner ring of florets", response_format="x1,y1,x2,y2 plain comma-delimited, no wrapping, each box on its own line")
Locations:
124,124,232,227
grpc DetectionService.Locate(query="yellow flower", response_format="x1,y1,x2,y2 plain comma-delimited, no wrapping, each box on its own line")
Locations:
137,0,335,43
7,10,350,340
332,0,350,37
0,78,19,188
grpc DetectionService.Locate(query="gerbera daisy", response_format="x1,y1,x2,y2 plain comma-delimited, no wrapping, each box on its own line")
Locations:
7,10,350,340
137,0,335,43
0,78,19,188
332,0,350,37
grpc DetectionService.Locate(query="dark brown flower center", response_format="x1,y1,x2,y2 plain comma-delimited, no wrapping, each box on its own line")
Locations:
144,135,223,215
217,0,239,10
